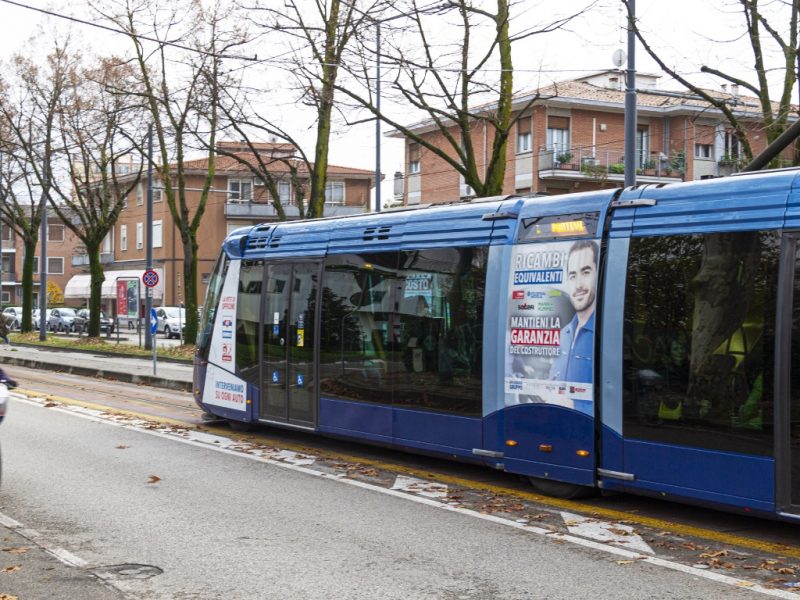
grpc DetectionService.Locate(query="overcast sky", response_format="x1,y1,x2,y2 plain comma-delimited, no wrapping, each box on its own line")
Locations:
0,0,792,189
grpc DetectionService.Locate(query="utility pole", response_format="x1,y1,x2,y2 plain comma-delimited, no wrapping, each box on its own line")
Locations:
145,124,154,351
38,170,48,341
623,0,637,187
375,21,382,212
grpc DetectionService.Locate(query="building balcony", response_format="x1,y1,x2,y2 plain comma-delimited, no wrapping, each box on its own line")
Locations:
537,147,685,184
71,252,115,267
224,200,368,219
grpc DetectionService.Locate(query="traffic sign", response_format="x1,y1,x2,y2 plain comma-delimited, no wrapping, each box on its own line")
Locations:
150,308,158,335
142,269,159,288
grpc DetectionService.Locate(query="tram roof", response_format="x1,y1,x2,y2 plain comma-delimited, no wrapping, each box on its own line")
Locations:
221,168,800,259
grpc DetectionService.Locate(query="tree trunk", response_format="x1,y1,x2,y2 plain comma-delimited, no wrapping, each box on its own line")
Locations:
20,239,37,333
86,242,105,338
182,234,200,345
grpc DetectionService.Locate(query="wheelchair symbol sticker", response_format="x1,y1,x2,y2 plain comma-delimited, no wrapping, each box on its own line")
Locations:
296,373,304,387
272,371,279,384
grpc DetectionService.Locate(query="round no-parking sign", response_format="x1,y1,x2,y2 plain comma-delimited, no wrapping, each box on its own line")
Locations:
142,269,159,288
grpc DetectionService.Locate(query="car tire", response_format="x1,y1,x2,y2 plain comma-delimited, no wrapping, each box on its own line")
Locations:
164,325,171,339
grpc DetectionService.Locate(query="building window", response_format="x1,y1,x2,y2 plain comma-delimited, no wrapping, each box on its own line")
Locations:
1,225,11,242
408,143,421,174
0,292,8,304
516,117,532,153
695,143,713,159
546,115,570,154
324,181,345,205
136,182,144,205
278,181,291,204
47,223,64,242
154,187,163,202
623,231,778,456
32,256,38,275
102,232,112,254
636,124,650,168
725,131,742,159
153,220,163,248
228,179,252,202
47,257,64,275
136,222,143,249
201,272,210,284
120,225,128,251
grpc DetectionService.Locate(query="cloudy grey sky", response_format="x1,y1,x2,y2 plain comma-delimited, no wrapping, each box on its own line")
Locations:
0,0,792,181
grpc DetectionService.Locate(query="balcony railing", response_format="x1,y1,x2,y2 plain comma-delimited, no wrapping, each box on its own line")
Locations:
538,146,685,180
225,200,367,219
71,252,114,267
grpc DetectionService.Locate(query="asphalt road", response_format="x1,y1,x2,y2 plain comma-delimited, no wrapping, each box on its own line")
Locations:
0,396,776,599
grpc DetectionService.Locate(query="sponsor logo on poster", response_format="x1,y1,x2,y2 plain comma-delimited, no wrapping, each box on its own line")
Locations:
222,318,233,339
512,290,524,300
221,296,236,311
222,343,232,362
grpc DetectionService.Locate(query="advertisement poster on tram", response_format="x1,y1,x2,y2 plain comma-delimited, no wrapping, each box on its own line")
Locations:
503,239,598,415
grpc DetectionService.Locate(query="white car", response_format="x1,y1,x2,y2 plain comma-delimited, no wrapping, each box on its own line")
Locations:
1,307,23,330
156,306,186,339
32,309,52,327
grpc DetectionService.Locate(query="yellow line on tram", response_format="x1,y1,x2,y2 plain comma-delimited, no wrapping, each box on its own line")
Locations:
24,389,800,560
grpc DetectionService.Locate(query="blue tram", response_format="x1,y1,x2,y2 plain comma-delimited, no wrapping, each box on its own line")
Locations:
194,168,800,520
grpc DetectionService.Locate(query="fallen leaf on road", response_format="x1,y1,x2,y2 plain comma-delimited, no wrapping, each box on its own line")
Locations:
0,594,19,599
115,445,129,450
616,560,634,565
146,475,161,484
1,548,27,554
1,566,20,574
43,402,58,408
700,550,729,558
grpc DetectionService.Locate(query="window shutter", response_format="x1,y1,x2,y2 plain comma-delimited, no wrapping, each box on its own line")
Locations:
547,116,570,130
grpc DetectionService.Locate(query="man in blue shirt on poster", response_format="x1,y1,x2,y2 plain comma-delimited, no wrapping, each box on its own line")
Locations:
549,239,598,415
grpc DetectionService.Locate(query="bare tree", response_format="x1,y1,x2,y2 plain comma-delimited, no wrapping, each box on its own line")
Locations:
624,0,799,165
246,0,388,217
92,0,249,344
46,56,145,337
0,43,72,332
333,0,588,198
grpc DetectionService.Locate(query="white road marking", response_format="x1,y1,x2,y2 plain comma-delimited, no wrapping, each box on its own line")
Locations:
561,511,654,554
11,395,800,599
391,475,449,498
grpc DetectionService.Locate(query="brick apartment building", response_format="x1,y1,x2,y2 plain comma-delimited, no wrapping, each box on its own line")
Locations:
90,141,375,317
0,214,83,309
394,71,796,205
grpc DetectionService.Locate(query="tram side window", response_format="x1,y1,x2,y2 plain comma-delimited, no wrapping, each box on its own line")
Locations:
198,253,229,357
622,231,778,456
236,260,262,385
319,252,400,404
394,247,486,416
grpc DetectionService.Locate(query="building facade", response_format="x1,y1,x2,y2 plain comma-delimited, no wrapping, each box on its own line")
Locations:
395,71,795,205
91,141,375,316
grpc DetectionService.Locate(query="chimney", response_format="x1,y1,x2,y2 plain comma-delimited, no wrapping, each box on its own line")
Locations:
393,171,404,198
731,84,739,97
721,84,728,93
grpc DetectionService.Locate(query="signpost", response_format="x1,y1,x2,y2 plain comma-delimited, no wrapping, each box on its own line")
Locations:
144,270,159,375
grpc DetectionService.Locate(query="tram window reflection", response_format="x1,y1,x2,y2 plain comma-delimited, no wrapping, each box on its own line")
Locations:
622,231,778,456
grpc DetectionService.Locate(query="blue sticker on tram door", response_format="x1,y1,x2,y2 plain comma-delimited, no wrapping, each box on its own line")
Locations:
296,373,304,387
272,371,279,384
273,324,279,336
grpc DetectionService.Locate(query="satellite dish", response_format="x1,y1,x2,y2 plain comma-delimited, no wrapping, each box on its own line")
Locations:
612,49,626,68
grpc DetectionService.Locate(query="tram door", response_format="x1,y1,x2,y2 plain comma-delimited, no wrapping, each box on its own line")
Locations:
783,241,800,512
260,262,320,427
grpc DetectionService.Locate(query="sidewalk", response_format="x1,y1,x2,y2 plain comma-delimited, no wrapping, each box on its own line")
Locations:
0,522,126,599
0,345,192,392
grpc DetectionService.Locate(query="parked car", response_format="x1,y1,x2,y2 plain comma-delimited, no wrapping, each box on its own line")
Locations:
73,309,114,336
1,307,23,330
156,306,186,339
32,309,52,328
48,307,78,333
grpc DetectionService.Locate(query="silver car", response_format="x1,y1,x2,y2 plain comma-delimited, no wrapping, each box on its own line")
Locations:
156,306,186,339
1,307,23,330
48,307,78,333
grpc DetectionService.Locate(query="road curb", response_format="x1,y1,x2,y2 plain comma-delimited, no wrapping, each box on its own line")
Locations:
10,341,192,364
1,355,192,392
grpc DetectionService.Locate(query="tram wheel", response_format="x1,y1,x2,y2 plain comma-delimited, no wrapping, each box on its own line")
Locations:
527,477,595,500
227,419,256,433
